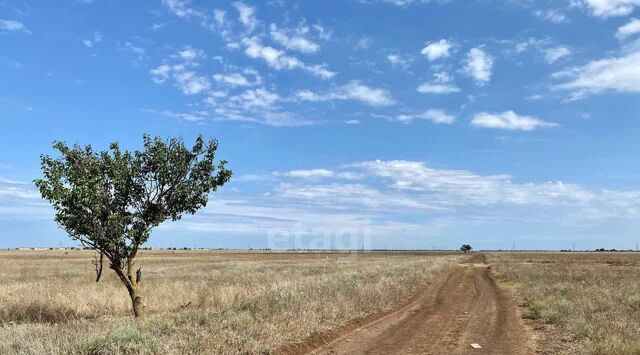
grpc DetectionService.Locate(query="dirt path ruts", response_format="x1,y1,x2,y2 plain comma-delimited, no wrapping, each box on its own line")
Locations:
309,254,533,355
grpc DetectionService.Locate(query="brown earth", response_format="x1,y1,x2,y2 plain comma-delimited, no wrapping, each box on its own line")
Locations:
287,254,534,355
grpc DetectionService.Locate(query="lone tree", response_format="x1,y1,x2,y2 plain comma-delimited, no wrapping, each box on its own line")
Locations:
35,135,231,317
460,244,472,253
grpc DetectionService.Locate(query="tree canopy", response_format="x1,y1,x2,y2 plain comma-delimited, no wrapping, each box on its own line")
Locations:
35,135,231,316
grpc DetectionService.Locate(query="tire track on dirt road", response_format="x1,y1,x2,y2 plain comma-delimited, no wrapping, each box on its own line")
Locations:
305,254,533,355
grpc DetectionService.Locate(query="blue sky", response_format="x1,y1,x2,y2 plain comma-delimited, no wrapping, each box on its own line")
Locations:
1,0,640,250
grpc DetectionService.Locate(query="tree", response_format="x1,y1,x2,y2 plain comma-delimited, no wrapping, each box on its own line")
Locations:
35,135,231,317
460,244,472,253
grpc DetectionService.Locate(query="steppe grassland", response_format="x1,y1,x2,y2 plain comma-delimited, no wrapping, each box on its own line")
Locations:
0,250,460,354
490,252,640,355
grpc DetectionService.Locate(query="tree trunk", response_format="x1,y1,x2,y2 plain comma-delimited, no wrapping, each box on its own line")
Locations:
128,286,143,317
126,264,143,317
111,263,144,318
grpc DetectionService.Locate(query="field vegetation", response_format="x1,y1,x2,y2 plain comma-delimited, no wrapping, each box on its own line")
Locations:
490,252,640,355
0,250,459,354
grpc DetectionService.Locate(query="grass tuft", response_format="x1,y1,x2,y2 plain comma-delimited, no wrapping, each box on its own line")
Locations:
82,325,157,355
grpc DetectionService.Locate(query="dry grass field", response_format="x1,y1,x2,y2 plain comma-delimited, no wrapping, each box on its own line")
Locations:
0,250,460,354
490,252,640,355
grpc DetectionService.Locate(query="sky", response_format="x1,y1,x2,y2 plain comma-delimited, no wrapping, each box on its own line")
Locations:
1,0,640,250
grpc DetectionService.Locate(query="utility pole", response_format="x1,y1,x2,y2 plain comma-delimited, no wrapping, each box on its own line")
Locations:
572,242,575,252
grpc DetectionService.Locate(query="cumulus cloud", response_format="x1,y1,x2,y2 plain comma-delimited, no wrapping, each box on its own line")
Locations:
140,157,640,239
296,81,395,106
206,87,314,127
177,46,204,61
0,178,51,219
512,37,572,65
352,160,597,208
544,46,572,63
575,0,640,17
0,19,30,33
534,9,569,23
281,169,335,179
233,1,259,32
387,54,411,69
397,109,455,124
417,72,460,94
230,88,280,108
616,18,640,39
462,47,493,84
146,109,207,122
420,39,452,61
242,37,335,79
213,69,262,87
553,49,640,99
149,47,210,95
150,64,210,95
471,111,557,131
162,0,203,19
354,37,373,50
173,69,210,95
269,24,320,53
82,32,103,48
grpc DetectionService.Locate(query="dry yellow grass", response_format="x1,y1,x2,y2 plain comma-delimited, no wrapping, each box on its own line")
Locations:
489,252,640,355
0,250,460,354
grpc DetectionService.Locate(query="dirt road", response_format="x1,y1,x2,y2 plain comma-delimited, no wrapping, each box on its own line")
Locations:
309,254,533,355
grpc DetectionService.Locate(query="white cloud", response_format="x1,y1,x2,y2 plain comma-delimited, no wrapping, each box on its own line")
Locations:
354,37,372,50
275,182,430,210
147,109,206,122
312,24,332,41
387,54,411,69
151,156,640,238
122,42,146,59
345,119,361,125
282,169,335,179
617,18,640,39
397,109,455,124
82,32,102,48
353,160,597,208
0,178,51,219
213,70,262,87
417,83,460,94
269,24,320,53
420,39,452,61
471,111,557,131
173,69,210,94
296,81,395,106
230,88,279,108
576,0,640,17
162,0,203,19
233,1,259,32
462,47,493,85
205,87,315,127
242,37,335,79
0,19,29,33
544,46,572,63
177,46,203,61
534,9,569,23
381,0,420,5
553,49,640,99
417,72,460,94
150,65,172,83
512,37,573,65
149,47,210,95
